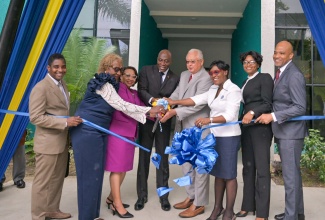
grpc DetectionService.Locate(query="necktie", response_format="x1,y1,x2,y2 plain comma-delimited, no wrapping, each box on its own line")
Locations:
160,72,164,86
58,82,69,106
188,74,192,82
275,69,281,81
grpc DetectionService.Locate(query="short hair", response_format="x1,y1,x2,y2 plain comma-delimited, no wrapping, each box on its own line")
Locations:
188,48,204,60
239,51,263,67
209,60,230,71
158,49,172,59
122,66,138,84
97,53,123,73
48,53,65,66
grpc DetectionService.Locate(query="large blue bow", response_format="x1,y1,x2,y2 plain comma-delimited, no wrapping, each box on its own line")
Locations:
165,126,218,174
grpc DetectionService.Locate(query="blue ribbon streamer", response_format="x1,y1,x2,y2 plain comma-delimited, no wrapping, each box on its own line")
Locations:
0,109,150,152
151,153,161,169
156,187,174,197
173,175,191,187
202,115,325,131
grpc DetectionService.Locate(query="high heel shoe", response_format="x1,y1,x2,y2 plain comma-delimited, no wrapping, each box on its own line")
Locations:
106,197,130,209
111,203,134,218
235,211,255,217
206,208,225,220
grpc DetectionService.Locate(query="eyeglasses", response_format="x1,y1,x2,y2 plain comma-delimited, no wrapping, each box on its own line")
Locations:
123,74,137,79
243,60,256,65
110,66,123,73
209,70,222,76
186,60,201,65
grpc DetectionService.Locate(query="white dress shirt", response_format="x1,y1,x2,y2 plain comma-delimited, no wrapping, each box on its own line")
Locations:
191,79,241,137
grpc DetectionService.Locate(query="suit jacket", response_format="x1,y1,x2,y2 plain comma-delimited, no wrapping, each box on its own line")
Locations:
109,82,144,138
138,65,179,105
241,73,274,120
169,67,213,131
29,75,70,154
272,61,307,139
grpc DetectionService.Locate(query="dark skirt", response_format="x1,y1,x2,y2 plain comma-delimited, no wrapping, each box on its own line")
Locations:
209,135,240,179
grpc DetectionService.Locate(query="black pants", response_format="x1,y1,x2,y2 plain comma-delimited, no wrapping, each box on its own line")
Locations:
240,124,273,218
136,119,171,200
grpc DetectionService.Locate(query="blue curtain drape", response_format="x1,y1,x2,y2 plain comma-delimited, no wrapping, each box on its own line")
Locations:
300,0,325,65
0,0,85,178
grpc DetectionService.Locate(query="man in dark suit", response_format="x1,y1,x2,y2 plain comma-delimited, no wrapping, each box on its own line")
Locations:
256,41,307,220
29,53,83,220
135,49,179,211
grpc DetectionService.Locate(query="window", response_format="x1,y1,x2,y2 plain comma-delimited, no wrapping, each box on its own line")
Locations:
275,0,325,137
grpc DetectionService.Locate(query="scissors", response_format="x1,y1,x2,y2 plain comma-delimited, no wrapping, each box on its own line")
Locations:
152,118,160,133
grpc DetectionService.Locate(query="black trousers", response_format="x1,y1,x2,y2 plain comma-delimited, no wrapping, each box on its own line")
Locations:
240,124,273,218
136,119,172,200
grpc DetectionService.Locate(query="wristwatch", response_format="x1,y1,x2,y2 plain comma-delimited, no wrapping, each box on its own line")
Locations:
249,110,255,115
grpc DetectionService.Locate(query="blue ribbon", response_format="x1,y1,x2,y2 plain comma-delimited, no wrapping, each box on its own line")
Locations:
202,115,325,131
0,109,30,117
156,186,174,197
0,109,150,152
151,153,161,169
156,99,169,110
165,126,218,174
173,175,191,187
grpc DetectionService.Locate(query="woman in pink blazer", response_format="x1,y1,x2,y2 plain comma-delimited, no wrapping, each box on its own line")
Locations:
105,66,144,218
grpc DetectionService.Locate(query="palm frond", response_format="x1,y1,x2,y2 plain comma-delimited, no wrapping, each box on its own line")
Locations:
98,0,130,26
62,29,117,114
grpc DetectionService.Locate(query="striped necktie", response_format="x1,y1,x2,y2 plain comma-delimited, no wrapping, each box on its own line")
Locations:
275,69,281,82
58,82,69,106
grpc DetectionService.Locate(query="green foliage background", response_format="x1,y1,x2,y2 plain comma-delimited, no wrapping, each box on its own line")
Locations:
62,29,116,114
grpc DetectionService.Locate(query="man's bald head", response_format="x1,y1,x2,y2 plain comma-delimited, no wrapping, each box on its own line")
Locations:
273,40,294,68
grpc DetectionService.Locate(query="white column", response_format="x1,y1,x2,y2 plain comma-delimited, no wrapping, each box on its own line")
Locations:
129,0,142,68
261,0,275,78
261,0,276,162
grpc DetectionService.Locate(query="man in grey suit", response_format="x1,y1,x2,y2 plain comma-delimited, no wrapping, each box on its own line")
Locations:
161,48,212,218
29,53,83,220
256,41,307,220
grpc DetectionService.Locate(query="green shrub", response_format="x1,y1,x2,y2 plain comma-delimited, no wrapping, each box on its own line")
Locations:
25,128,35,164
301,129,325,182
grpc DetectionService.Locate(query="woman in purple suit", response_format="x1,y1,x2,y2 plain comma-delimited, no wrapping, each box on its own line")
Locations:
105,66,144,218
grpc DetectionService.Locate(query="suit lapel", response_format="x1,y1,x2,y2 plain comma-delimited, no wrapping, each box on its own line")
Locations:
181,72,192,99
154,66,162,88
46,75,68,107
274,62,292,91
161,70,172,89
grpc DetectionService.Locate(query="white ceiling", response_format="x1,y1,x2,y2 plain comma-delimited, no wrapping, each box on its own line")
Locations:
143,0,249,40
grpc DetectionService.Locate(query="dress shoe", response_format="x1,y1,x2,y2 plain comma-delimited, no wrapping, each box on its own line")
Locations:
111,203,134,218
134,197,147,211
14,179,25,188
0,183,3,192
160,198,171,211
173,197,194,209
206,208,225,220
235,211,255,217
274,213,305,220
45,211,71,219
106,197,130,209
179,204,204,218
